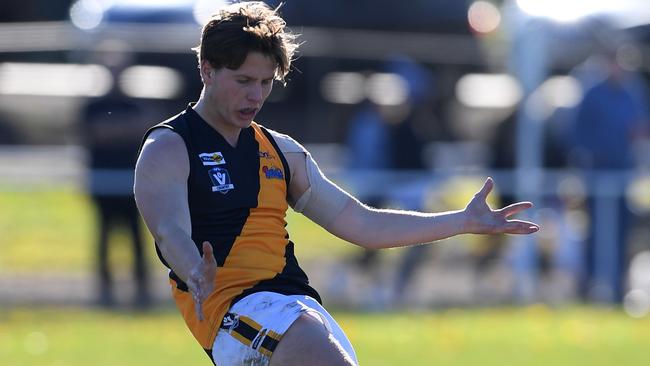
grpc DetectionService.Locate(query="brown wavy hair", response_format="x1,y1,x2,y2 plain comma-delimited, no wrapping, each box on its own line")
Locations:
193,1,299,84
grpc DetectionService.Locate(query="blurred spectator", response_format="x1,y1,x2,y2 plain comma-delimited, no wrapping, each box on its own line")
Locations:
489,105,588,303
346,99,391,183
80,44,151,308
0,76,21,144
344,57,434,308
345,98,391,272
0,115,21,144
568,45,650,303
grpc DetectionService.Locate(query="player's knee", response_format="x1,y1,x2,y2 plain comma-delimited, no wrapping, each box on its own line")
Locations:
269,314,356,366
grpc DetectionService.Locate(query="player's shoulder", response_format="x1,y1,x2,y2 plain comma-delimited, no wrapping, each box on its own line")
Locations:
142,109,187,144
139,127,187,167
145,127,185,149
259,125,308,154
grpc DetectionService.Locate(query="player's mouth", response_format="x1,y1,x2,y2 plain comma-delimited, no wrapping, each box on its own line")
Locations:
238,107,257,120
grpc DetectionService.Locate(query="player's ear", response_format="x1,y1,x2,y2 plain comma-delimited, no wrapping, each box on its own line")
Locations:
199,61,214,84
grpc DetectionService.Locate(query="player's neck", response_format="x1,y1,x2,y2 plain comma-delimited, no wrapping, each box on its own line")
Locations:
193,99,241,148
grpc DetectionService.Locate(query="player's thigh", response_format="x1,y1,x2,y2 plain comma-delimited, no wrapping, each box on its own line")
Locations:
299,297,358,363
269,313,356,366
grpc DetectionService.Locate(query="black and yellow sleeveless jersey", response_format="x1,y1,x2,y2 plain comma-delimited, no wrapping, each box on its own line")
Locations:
141,105,321,351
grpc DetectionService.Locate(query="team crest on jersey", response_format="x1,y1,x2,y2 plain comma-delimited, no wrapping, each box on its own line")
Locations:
208,167,234,194
199,152,225,166
262,165,284,180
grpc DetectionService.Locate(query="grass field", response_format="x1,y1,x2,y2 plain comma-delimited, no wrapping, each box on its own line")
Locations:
2,306,649,366
2,188,649,365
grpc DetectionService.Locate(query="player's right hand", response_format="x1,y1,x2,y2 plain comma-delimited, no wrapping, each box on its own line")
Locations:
463,177,539,235
187,241,217,321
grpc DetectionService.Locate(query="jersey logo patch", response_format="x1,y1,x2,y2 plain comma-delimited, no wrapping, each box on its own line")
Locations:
208,167,234,194
262,166,284,180
258,151,275,160
222,314,239,330
199,152,225,166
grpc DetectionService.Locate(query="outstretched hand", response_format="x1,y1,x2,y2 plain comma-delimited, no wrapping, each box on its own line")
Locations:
186,241,217,321
463,177,539,235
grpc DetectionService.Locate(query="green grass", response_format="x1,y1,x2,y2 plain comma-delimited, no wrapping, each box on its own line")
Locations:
1,306,649,366
0,188,359,272
3,189,649,365
0,307,206,366
340,306,650,365
0,188,95,272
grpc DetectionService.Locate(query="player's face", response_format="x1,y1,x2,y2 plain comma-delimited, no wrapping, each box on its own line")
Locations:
204,52,276,131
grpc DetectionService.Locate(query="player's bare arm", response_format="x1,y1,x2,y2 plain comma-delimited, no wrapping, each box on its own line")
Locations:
134,128,216,319
285,144,539,250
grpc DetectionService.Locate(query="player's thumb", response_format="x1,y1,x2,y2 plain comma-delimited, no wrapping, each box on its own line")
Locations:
202,241,216,263
476,177,494,200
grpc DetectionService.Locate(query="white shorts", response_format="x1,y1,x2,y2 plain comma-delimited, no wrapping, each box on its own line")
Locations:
211,292,358,366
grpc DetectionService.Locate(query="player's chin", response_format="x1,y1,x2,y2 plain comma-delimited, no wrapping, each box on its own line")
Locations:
232,116,254,128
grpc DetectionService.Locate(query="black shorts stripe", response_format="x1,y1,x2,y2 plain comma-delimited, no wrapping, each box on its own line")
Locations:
234,320,260,342
260,335,280,353
220,313,281,353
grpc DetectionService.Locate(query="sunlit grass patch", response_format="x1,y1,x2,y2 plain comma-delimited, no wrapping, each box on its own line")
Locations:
1,306,649,366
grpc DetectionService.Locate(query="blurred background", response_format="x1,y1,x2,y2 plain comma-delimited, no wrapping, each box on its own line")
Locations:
2,0,650,365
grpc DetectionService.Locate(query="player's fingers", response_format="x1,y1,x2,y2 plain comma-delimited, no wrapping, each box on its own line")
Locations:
503,220,539,234
475,177,494,200
193,284,205,320
195,299,204,321
189,278,205,321
498,202,533,217
188,276,199,298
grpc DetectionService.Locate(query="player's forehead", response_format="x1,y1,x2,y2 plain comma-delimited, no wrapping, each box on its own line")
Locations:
228,52,277,80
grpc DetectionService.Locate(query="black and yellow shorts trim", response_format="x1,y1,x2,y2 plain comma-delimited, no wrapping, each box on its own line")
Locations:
220,312,282,357
210,292,331,365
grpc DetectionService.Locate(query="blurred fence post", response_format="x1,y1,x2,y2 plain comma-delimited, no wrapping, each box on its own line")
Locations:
508,14,550,303
592,172,625,303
